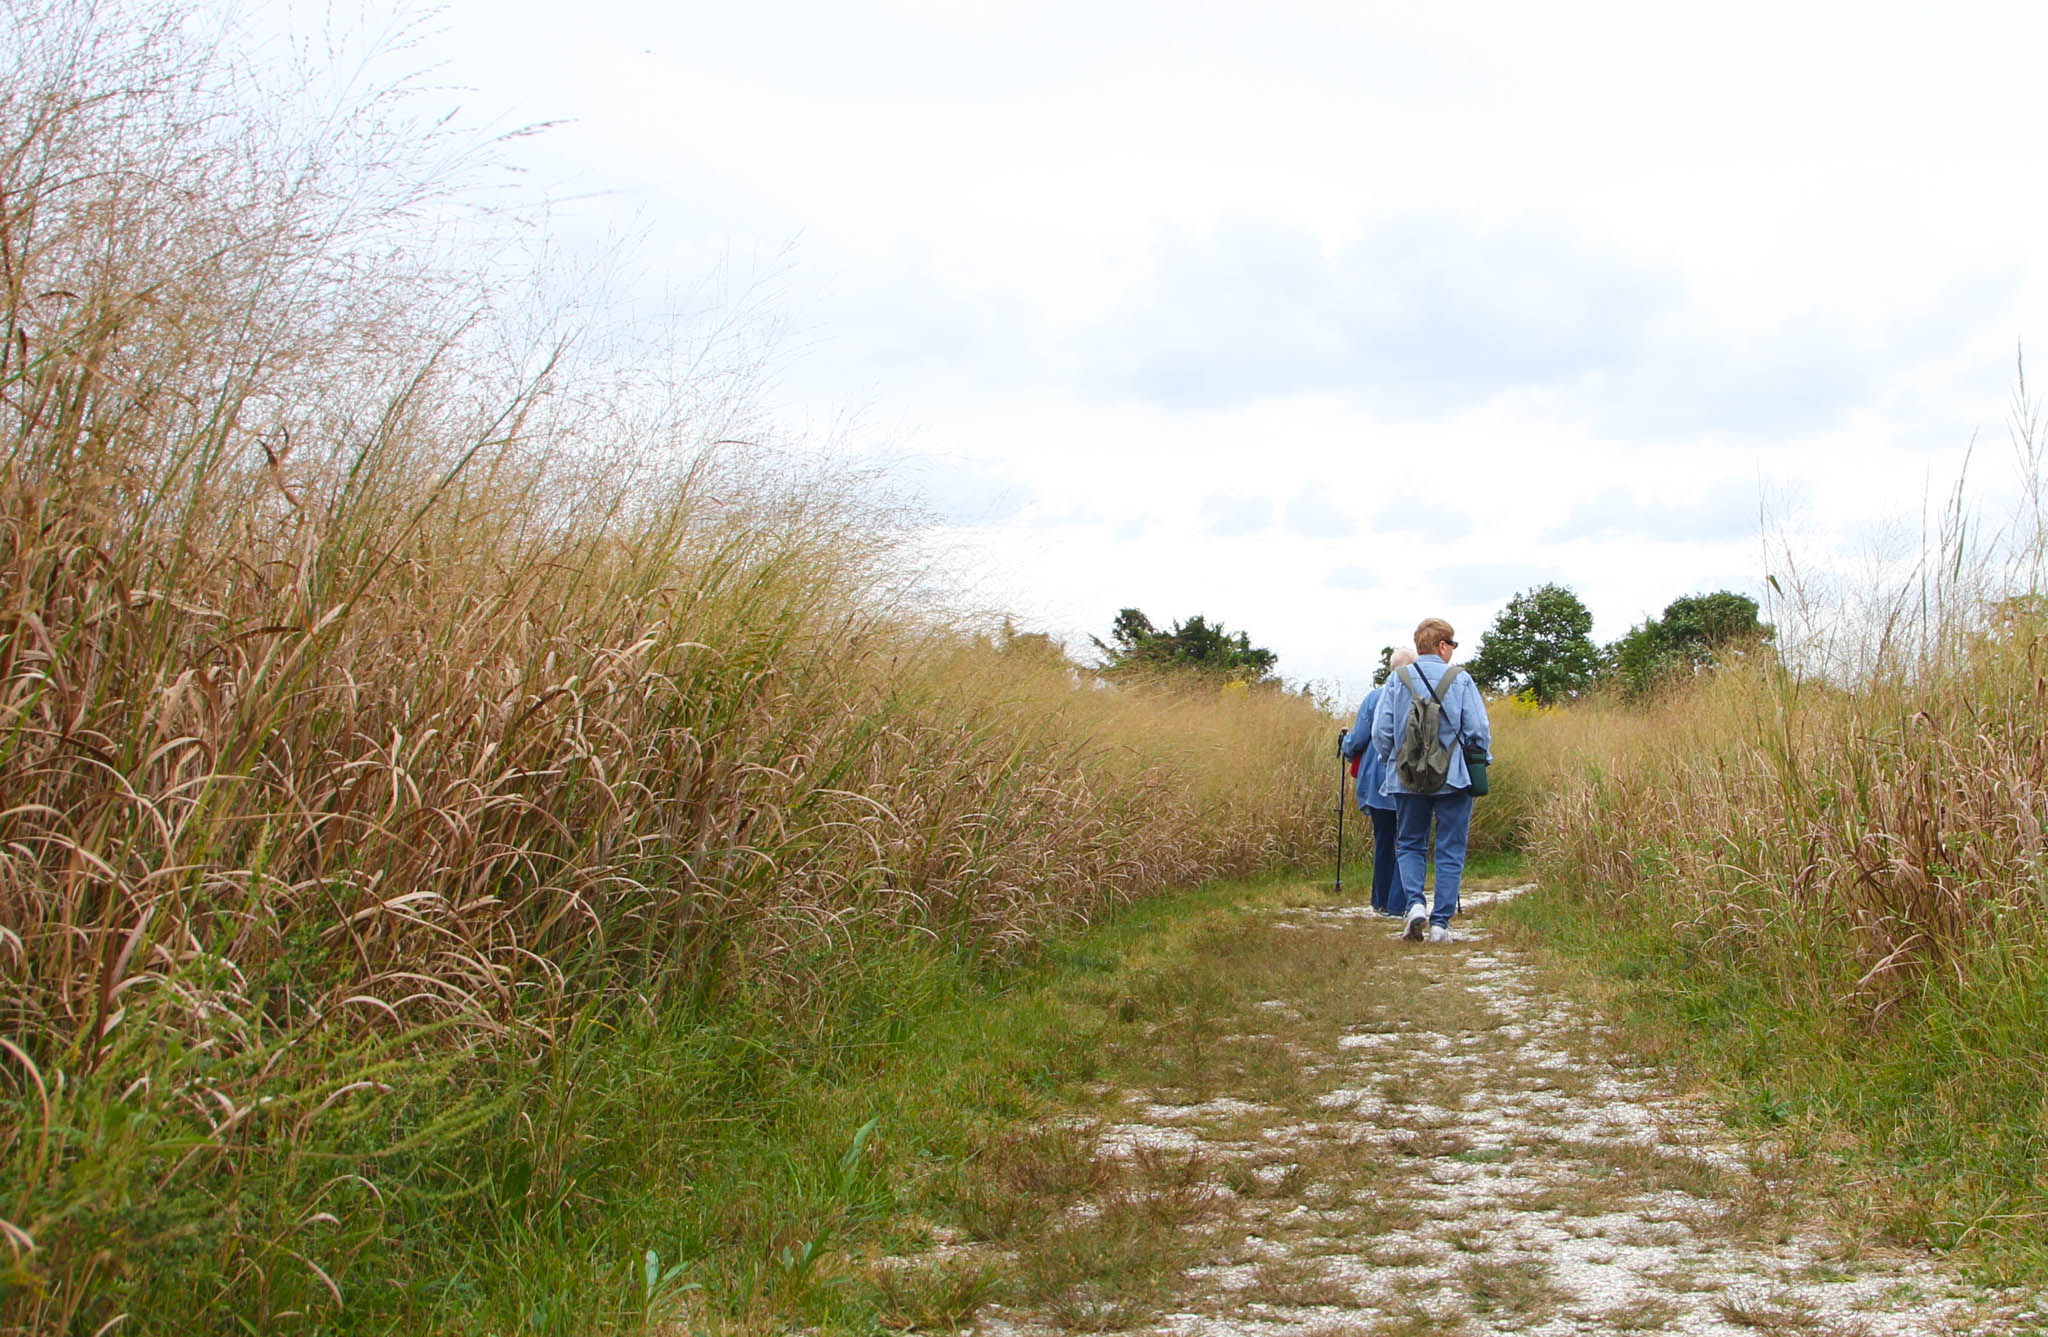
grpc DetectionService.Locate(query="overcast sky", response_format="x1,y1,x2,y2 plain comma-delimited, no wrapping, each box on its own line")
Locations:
389,0,2046,698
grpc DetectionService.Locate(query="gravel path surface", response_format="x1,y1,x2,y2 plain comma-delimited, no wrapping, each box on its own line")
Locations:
963,884,2042,1337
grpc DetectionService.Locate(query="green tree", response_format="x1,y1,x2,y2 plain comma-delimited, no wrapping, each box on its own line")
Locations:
1091,608,1279,683
1467,583,1599,705
1606,590,1772,699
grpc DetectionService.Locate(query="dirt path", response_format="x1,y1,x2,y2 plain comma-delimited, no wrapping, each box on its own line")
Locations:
910,882,2042,1337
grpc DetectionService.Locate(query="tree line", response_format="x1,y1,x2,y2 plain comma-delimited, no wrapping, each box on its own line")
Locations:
1068,585,1770,707
1086,608,1281,683
1377,583,1772,705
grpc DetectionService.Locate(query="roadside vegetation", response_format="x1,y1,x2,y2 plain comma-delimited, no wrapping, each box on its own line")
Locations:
0,6,1330,1332
1492,473,2048,1282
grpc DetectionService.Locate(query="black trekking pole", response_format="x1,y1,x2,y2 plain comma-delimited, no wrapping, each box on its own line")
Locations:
1334,727,1346,893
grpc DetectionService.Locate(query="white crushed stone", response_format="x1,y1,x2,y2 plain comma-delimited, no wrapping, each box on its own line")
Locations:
1140,1097,1274,1122
1096,1123,1205,1157
946,885,2044,1337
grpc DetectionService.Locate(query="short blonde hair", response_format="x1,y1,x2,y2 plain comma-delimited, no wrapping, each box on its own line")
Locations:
1413,618,1455,654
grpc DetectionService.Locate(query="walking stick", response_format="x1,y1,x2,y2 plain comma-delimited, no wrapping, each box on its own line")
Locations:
1334,727,1346,893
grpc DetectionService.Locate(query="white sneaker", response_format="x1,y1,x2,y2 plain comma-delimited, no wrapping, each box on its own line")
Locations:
1403,904,1428,941
1427,924,1452,944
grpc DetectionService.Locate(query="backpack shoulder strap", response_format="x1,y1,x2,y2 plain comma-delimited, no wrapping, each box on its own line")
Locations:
1395,665,1424,698
1412,663,1458,705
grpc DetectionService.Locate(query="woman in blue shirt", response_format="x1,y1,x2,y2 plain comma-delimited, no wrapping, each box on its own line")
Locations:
1372,619,1492,943
1340,648,1416,915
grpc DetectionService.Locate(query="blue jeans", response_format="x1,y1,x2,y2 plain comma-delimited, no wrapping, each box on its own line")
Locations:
1394,789,1474,928
1366,806,1398,914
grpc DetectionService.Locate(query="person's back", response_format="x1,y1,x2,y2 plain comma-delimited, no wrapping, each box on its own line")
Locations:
1372,655,1489,798
1371,619,1492,942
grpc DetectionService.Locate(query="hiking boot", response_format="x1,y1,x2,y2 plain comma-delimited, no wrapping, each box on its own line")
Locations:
1403,904,1427,941
1427,924,1452,944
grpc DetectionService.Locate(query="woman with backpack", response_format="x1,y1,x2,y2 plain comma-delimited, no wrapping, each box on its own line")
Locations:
1371,618,1492,943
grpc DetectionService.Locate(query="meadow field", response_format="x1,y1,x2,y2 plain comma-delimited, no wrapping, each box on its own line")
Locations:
8,2,2048,1334
0,8,1341,1330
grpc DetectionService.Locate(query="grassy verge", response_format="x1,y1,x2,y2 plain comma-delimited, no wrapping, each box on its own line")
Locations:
1483,562,2048,1288
413,852,1551,1335
314,865,1340,1334
1494,873,2048,1287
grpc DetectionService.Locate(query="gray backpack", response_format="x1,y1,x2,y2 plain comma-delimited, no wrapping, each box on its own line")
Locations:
1394,664,1464,793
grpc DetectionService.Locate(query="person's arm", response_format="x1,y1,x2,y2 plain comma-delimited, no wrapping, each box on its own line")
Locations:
1457,672,1492,760
1341,692,1375,760
1372,674,1402,762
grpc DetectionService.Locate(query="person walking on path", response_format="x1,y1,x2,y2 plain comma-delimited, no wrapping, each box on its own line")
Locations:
1372,619,1491,943
1341,648,1417,916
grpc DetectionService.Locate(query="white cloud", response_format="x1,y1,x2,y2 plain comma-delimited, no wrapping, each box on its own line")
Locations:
1286,490,1356,539
391,0,2047,698
1200,494,1273,537
902,454,1034,526
1547,480,1764,545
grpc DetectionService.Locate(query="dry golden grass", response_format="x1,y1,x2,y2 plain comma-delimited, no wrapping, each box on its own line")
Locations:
1493,422,2048,1276
1521,609,2048,1022
0,4,1333,1329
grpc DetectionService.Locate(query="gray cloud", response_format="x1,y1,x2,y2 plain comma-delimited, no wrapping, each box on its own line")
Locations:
1546,479,1763,544
810,217,2011,446
1201,493,1273,536
1077,216,1678,415
1066,218,2011,440
1286,490,1357,538
1584,283,2011,439
1433,563,1559,606
1371,496,1475,540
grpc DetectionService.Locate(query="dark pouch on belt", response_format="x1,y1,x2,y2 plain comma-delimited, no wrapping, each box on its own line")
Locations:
1464,743,1489,797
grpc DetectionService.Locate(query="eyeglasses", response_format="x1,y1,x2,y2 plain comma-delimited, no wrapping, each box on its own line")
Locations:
1443,639,1458,649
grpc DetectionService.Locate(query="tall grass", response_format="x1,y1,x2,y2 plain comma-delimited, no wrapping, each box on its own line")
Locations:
1514,428,2048,1273
0,4,1331,1330
1463,689,1560,858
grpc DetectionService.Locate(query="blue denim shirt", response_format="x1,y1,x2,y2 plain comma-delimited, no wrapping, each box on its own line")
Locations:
1339,687,1395,811
1371,658,1492,797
